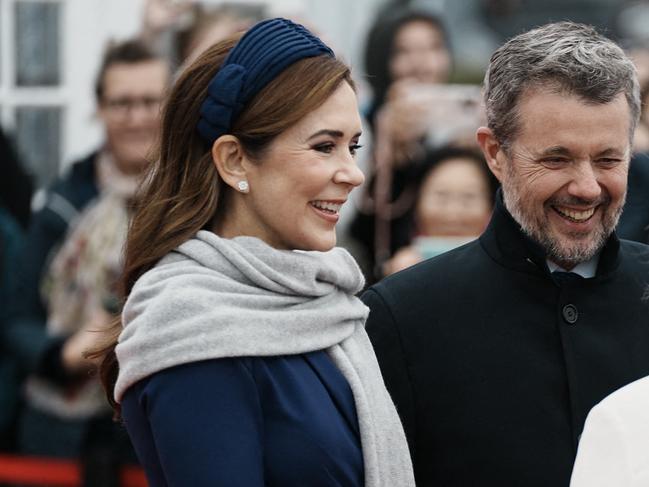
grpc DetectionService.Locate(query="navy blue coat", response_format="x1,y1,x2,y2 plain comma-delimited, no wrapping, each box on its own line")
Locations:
121,351,364,487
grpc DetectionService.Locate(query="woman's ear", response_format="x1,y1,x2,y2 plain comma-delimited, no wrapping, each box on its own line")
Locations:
211,135,251,193
476,127,505,182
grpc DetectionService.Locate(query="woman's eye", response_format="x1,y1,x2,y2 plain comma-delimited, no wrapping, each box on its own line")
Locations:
314,143,335,154
350,144,363,156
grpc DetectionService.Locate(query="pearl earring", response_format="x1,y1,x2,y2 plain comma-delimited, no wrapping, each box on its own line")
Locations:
237,180,249,193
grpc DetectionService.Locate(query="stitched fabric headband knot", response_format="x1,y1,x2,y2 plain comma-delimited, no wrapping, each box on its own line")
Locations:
196,17,334,146
197,64,246,143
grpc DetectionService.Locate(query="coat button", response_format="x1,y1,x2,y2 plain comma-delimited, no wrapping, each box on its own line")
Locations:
562,304,578,324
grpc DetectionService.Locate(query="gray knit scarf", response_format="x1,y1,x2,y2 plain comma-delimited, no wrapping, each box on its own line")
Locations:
115,230,414,486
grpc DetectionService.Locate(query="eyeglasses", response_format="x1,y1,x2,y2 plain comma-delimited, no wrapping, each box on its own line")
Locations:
101,96,163,118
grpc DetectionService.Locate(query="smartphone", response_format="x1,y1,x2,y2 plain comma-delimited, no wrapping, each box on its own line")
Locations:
402,83,485,147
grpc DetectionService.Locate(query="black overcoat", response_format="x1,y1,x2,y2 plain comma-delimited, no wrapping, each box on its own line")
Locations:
363,194,649,487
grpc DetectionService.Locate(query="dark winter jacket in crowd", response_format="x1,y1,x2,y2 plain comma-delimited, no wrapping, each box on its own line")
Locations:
618,151,649,243
0,208,24,449
3,152,98,385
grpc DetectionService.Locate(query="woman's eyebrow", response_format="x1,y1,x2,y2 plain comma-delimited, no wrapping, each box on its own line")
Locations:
307,129,363,141
307,129,345,141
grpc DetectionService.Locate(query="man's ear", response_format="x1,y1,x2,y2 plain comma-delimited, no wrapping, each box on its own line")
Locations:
476,126,505,182
211,135,250,192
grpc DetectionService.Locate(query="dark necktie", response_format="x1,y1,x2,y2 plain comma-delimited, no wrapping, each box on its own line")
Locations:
552,271,584,284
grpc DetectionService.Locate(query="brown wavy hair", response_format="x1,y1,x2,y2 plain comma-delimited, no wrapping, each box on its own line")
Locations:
97,34,354,413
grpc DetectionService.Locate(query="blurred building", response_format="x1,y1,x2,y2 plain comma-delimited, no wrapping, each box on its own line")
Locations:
0,0,380,189
0,0,643,189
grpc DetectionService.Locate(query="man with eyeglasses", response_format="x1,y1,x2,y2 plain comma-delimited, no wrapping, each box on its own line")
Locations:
3,39,169,479
96,43,168,178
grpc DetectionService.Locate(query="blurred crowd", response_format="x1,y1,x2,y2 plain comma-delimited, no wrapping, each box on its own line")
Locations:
1,0,649,483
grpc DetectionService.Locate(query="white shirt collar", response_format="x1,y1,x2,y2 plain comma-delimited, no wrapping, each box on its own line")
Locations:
547,253,600,278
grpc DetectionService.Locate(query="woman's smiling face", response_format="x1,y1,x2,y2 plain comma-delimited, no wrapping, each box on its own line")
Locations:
224,82,365,251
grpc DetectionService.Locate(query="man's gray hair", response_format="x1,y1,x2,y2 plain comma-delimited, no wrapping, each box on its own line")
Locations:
484,21,640,148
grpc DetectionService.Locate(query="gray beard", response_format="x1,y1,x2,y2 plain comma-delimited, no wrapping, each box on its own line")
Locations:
501,181,624,268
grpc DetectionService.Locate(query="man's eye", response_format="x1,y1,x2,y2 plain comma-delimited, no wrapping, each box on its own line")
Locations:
541,158,569,166
108,99,130,109
597,158,621,166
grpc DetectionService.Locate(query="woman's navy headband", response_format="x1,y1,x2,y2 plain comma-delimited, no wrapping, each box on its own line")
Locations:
197,18,334,146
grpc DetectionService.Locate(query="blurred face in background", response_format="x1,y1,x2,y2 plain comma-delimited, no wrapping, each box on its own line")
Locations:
98,60,169,174
643,84,649,123
415,157,492,237
389,19,451,85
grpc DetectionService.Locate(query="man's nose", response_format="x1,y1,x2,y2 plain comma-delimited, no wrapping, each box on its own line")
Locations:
568,161,602,201
127,103,158,124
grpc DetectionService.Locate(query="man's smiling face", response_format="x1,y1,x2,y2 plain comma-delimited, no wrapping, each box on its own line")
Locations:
497,87,631,269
